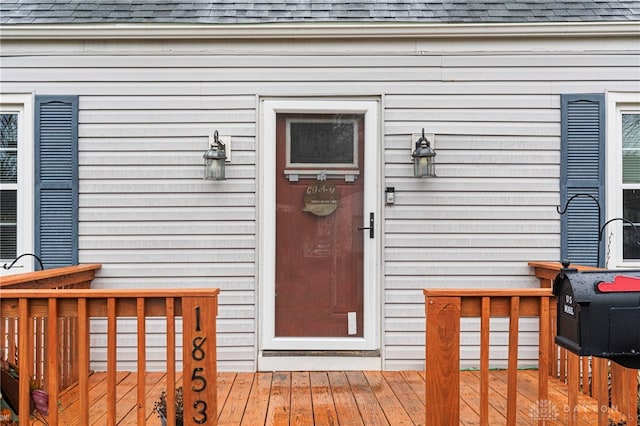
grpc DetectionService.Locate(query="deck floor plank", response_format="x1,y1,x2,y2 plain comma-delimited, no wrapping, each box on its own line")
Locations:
290,371,314,426
327,371,365,426
241,372,272,426
309,371,339,426
346,371,391,426
34,370,617,425
218,372,255,426
381,371,425,426
265,371,291,425
217,371,237,418
88,371,137,425
459,371,506,425
364,371,414,426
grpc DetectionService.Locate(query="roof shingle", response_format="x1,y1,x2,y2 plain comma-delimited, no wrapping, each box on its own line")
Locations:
1,0,639,25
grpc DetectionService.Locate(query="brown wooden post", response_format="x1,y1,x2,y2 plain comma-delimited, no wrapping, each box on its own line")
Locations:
424,294,460,426
183,296,218,425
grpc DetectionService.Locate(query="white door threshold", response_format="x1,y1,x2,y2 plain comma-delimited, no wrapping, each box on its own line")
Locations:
257,354,382,371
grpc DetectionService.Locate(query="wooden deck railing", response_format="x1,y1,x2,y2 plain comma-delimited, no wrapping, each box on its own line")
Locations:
1,264,101,391
0,267,219,426
424,287,638,426
529,261,639,426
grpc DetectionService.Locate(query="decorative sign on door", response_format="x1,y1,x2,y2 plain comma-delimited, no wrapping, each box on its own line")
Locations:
303,180,339,216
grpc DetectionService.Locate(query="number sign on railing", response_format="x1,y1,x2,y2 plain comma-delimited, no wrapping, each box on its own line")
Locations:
183,297,218,425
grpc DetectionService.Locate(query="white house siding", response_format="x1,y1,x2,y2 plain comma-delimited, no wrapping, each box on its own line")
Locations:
1,29,639,371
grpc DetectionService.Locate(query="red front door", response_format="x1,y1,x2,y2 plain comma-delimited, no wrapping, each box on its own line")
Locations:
275,113,365,338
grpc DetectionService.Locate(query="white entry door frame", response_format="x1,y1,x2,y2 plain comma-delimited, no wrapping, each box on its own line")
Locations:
258,98,381,363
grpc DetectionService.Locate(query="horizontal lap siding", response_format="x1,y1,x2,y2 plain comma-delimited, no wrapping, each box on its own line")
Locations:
2,42,638,371
79,93,256,371
382,51,638,370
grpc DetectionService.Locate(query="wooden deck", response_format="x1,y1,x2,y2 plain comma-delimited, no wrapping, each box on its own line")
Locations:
27,369,606,425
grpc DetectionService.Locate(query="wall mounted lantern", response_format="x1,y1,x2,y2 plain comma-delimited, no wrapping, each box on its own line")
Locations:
411,128,436,178
203,130,227,180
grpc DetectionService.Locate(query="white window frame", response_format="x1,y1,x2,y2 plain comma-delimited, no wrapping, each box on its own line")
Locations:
0,93,34,275
606,92,640,268
258,98,380,355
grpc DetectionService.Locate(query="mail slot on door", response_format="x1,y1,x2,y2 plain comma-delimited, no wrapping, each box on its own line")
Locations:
552,261,640,369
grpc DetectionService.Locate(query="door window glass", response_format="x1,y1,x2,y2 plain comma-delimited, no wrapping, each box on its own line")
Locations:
286,116,359,168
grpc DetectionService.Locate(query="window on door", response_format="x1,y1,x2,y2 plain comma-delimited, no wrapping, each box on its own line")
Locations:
0,95,34,274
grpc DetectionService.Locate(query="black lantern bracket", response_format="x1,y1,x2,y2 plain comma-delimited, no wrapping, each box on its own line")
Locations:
209,131,232,163
410,129,435,160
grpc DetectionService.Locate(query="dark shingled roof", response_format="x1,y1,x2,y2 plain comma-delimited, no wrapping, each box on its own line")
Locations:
1,0,640,25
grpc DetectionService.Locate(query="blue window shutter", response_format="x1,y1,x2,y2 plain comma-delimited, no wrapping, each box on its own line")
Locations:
560,94,605,267
34,96,78,268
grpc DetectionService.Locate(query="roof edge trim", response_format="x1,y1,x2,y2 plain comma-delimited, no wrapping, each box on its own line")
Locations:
1,22,639,40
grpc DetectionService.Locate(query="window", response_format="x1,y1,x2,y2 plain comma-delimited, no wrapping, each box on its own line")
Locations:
0,94,34,275
286,116,359,168
607,93,640,267
1,114,18,260
622,113,640,260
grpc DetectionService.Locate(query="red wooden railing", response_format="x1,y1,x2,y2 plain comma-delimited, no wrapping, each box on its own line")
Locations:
424,286,638,426
0,266,219,425
529,261,638,426
1,264,100,391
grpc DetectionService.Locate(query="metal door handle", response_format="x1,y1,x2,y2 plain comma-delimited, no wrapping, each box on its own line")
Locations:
358,212,374,239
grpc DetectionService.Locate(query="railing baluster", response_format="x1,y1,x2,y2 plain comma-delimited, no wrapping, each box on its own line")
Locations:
506,296,520,425
166,297,176,426
137,297,146,425
538,295,549,425
8,317,16,367
626,367,638,426
107,297,117,425
592,357,608,425
78,297,90,425
35,316,44,388
0,269,219,425
48,297,60,425
0,315,5,364
479,296,490,426
18,298,30,425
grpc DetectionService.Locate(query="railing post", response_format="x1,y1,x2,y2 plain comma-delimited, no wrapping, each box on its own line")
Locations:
425,294,460,426
182,296,218,425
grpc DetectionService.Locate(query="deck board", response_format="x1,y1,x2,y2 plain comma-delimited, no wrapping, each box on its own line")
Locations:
30,370,602,425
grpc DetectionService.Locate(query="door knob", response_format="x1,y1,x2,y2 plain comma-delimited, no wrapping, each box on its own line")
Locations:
357,212,374,239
